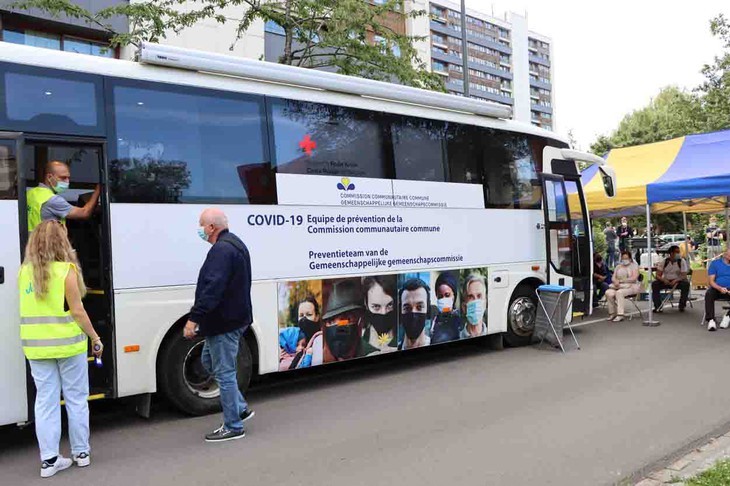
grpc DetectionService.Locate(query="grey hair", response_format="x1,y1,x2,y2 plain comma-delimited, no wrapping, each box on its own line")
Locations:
201,208,229,229
463,273,486,293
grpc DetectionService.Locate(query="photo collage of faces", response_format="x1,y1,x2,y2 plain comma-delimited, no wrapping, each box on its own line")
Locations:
277,268,489,371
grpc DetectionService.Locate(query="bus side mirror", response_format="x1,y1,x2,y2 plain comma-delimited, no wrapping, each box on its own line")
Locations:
599,166,616,198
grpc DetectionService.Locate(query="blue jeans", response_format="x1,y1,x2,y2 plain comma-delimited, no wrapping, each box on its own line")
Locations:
201,328,248,432
29,352,90,461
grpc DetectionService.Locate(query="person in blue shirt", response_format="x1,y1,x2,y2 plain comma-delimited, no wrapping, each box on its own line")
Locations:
705,246,730,331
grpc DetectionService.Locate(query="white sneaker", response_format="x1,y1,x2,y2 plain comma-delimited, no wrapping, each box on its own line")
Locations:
720,316,730,329
708,319,718,332
40,456,73,478
73,452,91,467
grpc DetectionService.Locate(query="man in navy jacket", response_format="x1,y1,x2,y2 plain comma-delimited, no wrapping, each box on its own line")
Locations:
184,208,254,442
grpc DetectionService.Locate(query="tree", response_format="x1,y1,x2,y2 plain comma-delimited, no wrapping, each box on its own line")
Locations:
699,14,730,132
589,86,704,154
9,0,443,90
591,14,730,153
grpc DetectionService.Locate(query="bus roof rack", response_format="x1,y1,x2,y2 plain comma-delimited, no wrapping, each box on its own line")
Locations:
138,42,513,120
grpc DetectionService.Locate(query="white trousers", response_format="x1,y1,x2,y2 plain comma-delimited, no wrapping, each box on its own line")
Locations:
29,353,90,461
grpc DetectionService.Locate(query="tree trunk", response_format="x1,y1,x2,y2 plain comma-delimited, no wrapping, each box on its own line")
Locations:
283,0,293,64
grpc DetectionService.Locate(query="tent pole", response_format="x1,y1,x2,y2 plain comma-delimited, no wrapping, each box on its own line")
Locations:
726,197,729,250
644,203,660,326
683,212,688,239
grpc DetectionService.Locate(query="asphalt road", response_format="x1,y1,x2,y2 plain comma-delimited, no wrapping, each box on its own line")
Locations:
2,301,730,486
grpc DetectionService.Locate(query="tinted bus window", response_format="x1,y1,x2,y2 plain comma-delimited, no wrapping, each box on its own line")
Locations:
445,123,482,185
0,63,103,136
109,81,271,204
482,131,542,209
270,99,389,179
392,117,446,182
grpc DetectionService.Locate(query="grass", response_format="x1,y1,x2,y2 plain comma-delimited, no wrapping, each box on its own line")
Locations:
684,459,730,485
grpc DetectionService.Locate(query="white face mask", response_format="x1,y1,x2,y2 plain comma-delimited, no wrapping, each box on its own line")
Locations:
621,259,631,266
436,297,454,313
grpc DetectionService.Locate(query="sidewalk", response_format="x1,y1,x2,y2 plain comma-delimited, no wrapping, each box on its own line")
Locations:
636,431,730,485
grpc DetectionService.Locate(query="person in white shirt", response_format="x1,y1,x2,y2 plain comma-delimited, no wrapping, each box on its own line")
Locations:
652,245,690,312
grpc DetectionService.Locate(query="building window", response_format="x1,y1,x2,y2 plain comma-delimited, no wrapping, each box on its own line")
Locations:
2,28,114,58
432,60,448,72
265,20,286,36
109,81,271,204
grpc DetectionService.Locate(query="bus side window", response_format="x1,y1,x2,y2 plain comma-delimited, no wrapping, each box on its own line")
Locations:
270,99,389,179
445,123,482,185
108,81,271,204
391,116,447,182
482,131,542,210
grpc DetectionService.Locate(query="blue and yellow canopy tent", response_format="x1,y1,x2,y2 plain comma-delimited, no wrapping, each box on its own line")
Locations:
572,129,730,217
569,128,730,325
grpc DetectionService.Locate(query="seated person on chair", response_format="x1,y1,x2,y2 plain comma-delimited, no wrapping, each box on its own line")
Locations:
705,246,730,332
593,253,610,307
27,161,101,232
605,251,641,322
652,245,690,313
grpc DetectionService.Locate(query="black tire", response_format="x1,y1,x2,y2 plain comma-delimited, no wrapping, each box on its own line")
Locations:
505,284,538,347
157,331,253,416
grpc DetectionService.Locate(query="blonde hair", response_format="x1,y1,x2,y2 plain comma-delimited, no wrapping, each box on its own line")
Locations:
23,220,86,299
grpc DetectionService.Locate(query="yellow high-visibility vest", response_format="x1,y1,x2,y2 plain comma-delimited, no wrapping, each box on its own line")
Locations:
27,186,65,232
19,262,87,360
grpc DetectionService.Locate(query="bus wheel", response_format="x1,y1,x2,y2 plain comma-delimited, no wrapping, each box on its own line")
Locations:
505,285,538,347
157,331,253,416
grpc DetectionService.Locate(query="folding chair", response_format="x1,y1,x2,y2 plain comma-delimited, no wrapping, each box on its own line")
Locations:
626,294,645,321
535,285,580,353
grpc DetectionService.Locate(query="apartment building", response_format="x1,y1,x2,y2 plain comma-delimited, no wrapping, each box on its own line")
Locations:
428,1,554,130
0,0,553,129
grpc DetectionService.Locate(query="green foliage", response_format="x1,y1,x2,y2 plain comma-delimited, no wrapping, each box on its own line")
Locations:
686,458,730,486
591,14,730,154
8,0,443,91
592,222,607,258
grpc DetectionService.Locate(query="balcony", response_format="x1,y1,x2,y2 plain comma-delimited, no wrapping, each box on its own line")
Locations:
529,77,552,90
529,54,550,67
431,49,464,65
467,61,513,80
530,103,553,115
431,20,463,39
465,33,512,55
471,91,514,105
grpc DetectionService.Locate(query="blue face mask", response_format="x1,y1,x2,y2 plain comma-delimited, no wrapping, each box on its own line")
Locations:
465,300,485,325
53,181,69,194
197,226,209,242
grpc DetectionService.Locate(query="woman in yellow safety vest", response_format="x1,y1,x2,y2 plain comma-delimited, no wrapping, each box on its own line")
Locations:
19,220,103,478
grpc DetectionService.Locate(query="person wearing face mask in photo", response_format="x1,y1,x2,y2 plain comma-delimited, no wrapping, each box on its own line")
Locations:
399,278,432,350
651,245,689,313
27,161,101,232
461,274,488,338
430,272,464,344
359,276,398,357
604,250,641,322
322,279,365,363
278,296,323,370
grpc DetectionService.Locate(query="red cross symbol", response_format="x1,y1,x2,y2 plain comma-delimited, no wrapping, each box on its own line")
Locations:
299,134,317,156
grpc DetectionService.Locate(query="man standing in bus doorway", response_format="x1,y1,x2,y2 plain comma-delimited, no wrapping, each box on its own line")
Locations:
461,274,488,338
27,161,101,231
321,279,365,362
399,278,431,349
184,208,255,443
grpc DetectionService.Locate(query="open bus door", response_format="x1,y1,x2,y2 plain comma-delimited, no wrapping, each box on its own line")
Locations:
0,132,29,425
541,147,614,317
540,172,592,316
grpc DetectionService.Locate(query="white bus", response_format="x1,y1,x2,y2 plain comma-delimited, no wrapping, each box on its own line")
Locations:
0,42,614,424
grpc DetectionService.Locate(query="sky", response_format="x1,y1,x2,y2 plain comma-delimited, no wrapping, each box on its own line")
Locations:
470,0,727,149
